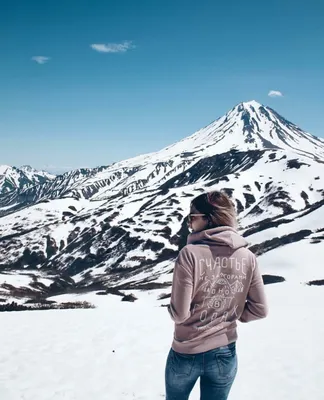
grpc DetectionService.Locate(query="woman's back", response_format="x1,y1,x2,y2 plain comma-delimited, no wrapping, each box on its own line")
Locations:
168,225,268,354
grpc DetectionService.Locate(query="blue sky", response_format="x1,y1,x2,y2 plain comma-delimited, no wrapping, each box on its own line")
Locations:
1,0,324,173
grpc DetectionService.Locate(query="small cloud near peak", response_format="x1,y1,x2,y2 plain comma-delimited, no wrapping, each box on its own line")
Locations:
268,90,283,98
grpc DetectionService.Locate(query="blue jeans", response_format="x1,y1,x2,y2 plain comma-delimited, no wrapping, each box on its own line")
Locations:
165,342,237,400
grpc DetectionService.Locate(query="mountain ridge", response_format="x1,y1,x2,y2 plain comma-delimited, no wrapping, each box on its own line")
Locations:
1,100,324,210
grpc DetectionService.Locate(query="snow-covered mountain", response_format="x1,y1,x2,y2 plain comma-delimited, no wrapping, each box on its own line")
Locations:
0,165,55,195
1,100,324,302
1,100,324,211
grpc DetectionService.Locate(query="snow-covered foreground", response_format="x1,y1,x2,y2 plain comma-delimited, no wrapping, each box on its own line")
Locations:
0,282,323,400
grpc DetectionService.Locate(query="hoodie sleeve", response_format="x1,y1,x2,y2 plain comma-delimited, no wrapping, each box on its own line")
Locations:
168,248,194,325
239,254,269,323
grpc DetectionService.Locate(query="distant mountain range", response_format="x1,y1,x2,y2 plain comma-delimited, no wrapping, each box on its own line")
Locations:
0,165,55,195
1,100,324,303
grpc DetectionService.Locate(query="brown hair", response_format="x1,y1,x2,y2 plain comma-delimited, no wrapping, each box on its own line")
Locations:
190,190,237,229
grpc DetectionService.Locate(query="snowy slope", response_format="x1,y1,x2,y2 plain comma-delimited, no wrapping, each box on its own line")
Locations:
0,281,323,400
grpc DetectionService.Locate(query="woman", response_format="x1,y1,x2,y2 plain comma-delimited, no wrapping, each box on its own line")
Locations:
165,190,268,400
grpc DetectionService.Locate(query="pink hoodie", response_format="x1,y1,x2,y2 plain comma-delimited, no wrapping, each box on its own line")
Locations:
168,226,268,354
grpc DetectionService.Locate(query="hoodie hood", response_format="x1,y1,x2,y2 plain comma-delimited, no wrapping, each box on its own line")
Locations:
187,226,248,250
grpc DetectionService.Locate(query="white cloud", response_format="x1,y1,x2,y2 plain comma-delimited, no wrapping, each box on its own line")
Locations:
268,90,283,98
90,41,135,53
32,56,51,64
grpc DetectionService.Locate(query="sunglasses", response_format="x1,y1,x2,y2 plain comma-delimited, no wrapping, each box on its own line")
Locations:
187,213,206,222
